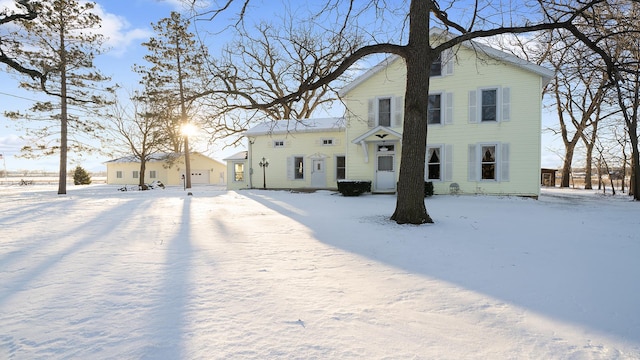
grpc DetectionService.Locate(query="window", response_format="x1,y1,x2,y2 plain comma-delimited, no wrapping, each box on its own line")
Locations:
469,88,510,123
430,54,442,76
378,98,391,127
234,163,244,182
378,155,393,171
149,170,156,179
336,156,346,180
481,89,497,122
427,147,441,180
322,139,334,145
116,171,122,179
427,94,442,124
481,145,496,180
294,156,304,179
468,143,510,182
133,171,139,178
274,140,284,148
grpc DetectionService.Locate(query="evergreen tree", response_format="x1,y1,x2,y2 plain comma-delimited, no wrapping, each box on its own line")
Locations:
4,0,114,195
134,11,206,189
73,166,91,185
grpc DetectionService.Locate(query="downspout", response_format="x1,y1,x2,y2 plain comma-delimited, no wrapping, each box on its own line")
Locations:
248,137,255,188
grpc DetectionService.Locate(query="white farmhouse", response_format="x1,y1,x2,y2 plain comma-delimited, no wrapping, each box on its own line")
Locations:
228,29,554,197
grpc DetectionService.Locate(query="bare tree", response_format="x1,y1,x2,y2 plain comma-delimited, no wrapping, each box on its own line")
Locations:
197,15,363,146
105,94,169,189
188,0,635,224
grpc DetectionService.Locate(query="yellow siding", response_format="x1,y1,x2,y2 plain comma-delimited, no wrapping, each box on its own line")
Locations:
343,45,545,196
106,153,226,187
247,131,346,189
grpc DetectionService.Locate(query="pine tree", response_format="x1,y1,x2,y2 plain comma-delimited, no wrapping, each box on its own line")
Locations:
73,166,91,185
5,0,114,194
133,11,207,189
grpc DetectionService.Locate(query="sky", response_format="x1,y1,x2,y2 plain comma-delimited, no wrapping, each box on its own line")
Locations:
0,0,566,173
0,184,638,358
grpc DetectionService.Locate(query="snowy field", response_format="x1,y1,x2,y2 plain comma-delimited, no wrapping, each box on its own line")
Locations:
0,184,638,359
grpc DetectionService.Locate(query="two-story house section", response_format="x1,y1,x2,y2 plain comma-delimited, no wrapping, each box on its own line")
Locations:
339,28,554,196
233,117,347,190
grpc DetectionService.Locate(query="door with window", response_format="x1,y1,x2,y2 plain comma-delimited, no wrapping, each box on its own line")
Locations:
310,159,326,188
375,144,396,192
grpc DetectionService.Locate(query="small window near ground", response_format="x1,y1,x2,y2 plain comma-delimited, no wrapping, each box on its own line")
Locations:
481,145,496,180
234,163,244,182
427,147,441,180
294,156,304,179
336,156,346,180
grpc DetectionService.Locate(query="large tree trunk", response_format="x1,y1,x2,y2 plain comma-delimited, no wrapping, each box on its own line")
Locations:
139,160,147,188
391,0,433,224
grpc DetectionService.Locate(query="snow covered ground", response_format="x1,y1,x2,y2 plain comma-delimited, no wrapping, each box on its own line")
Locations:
0,184,638,359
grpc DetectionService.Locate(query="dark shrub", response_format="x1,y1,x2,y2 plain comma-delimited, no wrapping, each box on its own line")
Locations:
424,181,434,197
337,180,371,196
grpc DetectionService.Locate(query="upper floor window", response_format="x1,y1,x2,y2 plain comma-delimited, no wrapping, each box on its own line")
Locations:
428,94,442,124
322,139,334,146
481,89,498,122
274,140,285,148
430,54,442,76
469,87,511,123
368,96,403,128
378,98,391,127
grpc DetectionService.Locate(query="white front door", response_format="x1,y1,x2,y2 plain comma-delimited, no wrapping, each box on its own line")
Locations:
375,153,396,192
311,159,326,188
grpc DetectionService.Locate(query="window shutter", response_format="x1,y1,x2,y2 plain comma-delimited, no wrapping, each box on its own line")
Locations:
367,99,375,128
502,87,511,122
444,144,453,181
393,96,403,127
445,92,454,124
501,143,510,181
442,48,454,75
468,144,477,181
287,156,294,180
468,90,477,123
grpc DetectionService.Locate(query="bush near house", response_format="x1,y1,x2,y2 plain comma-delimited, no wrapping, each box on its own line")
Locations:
337,180,372,196
73,166,92,185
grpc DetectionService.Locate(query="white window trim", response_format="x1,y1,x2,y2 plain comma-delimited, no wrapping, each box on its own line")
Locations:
427,92,453,126
321,138,334,146
368,96,403,128
468,142,510,182
273,140,285,148
335,154,346,181
469,87,510,123
233,162,245,182
425,144,453,182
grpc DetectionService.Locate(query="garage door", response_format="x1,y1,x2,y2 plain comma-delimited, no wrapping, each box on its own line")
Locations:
190,170,210,184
